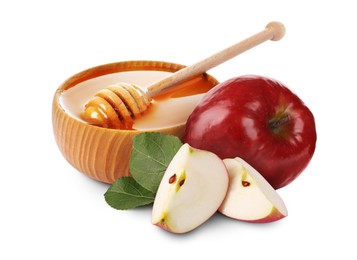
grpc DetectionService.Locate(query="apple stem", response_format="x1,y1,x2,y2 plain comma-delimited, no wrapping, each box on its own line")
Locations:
268,114,290,133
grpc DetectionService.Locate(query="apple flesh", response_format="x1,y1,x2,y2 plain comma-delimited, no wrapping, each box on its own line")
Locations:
151,143,229,234
219,157,287,223
184,75,317,189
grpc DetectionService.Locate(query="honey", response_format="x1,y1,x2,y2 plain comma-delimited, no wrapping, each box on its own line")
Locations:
60,70,213,130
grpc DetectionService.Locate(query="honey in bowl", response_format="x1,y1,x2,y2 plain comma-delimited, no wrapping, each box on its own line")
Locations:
60,70,213,130
52,61,218,183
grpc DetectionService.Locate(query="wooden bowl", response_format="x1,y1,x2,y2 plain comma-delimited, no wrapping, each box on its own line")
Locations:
52,60,219,183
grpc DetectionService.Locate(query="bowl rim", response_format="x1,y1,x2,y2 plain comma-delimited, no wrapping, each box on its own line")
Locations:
52,60,219,133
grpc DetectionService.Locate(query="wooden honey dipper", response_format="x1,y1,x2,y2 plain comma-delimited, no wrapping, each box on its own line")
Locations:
82,21,285,130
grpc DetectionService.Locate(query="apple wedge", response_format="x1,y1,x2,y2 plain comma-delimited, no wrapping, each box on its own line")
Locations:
152,143,229,233
219,157,288,223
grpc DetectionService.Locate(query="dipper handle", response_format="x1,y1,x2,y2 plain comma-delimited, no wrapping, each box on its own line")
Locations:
148,21,285,97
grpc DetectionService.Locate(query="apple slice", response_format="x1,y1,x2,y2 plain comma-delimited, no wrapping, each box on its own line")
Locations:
219,157,287,223
152,143,229,233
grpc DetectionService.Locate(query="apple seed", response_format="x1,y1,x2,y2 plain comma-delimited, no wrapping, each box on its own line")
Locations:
175,170,186,192
179,179,185,186
169,174,176,184
242,181,250,187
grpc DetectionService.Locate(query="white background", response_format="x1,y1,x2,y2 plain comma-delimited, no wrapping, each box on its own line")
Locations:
1,0,356,259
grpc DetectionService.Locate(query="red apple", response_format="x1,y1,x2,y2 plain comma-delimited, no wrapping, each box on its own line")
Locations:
184,75,316,189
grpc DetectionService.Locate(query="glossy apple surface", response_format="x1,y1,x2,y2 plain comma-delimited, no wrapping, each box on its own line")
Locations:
184,75,316,189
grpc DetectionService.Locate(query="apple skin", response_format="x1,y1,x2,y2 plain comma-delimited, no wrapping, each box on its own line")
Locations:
251,207,286,223
184,75,317,189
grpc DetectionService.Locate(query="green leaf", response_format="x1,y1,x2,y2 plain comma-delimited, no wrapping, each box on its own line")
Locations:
129,132,183,193
104,177,155,210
